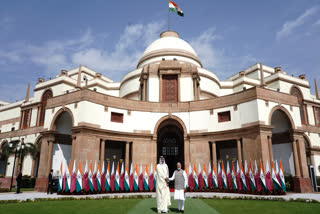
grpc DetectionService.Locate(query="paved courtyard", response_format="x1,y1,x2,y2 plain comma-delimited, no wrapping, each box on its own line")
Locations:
1,191,319,202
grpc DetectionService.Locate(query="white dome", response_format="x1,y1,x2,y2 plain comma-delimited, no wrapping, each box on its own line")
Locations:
142,31,197,57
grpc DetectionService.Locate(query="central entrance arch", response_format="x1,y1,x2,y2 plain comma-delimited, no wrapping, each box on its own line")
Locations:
156,118,185,177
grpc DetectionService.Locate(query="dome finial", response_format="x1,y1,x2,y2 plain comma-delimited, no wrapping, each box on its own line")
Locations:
160,31,179,38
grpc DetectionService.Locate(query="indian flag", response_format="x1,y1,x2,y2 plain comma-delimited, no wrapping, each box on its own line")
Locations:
231,161,238,190
221,162,227,189
124,164,130,191
154,164,157,189
202,164,208,189
184,167,188,189
193,164,199,189
76,161,82,192
249,160,256,191
259,160,267,191
96,162,101,192
212,163,218,189
105,162,110,192
65,160,71,192
272,161,281,191
134,164,139,191
115,162,120,191
169,0,184,17
144,165,149,191
240,162,247,191
279,160,286,192
58,161,63,192
88,162,94,192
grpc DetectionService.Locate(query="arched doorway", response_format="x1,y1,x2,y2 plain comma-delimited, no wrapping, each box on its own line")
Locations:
270,109,295,175
157,119,184,177
50,109,73,175
0,141,9,176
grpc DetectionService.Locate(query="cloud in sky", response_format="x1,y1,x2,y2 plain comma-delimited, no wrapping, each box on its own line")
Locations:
276,6,319,40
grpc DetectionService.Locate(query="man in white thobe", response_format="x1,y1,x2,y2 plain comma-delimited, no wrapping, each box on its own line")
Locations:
156,156,171,213
169,162,187,213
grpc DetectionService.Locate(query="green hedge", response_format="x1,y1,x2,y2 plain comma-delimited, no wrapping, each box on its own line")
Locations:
21,176,36,188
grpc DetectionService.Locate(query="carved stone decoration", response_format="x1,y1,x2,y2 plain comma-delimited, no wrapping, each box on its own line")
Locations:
162,75,178,102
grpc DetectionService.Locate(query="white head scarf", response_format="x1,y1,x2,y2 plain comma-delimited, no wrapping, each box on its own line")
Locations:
159,156,166,165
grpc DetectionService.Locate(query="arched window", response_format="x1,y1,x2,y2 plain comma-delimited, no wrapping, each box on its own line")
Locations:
290,87,306,125
0,141,8,176
39,90,53,126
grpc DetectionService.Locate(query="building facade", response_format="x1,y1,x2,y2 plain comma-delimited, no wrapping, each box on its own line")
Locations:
0,31,319,192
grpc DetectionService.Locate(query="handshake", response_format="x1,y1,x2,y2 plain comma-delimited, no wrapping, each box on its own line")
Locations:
165,177,169,186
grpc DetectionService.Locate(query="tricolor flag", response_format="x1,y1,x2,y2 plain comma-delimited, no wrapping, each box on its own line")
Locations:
188,164,194,190
244,160,251,191
217,162,222,189
124,164,130,191
120,162,124,191
101,161,105,192
70,160,77,193
221,162,227,189
88,162,94,192
115,162,120,191
249,160,256,191
240,161,247,191
275,160,281,184
193,164,199,189
265,161,273,192
226,161,232,190
260,160,267,191
134,164,139,191
208,162,213,189
272,161,281,191
279,160,286,192
96,162,101,192
129,163,134,191
154,164,157,189
76,161,82,192
254,160,262,192
92,161,98,192
236,161,242,191
169,0,184,17
212,163,218,189
202,164,208,189
138,164,144,191
184,167,188,189
231,161,238,190
58,161,63,192
144,165,149,191
65,160,71,192
83,161,89,192
148,163,154,191
105,162,110,192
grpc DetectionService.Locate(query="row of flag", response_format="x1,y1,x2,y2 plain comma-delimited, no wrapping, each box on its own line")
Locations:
57,159,286,194
186,160,286,193
58,161,157,193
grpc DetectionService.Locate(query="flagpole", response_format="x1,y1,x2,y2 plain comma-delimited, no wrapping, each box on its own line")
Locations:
168,1,170,30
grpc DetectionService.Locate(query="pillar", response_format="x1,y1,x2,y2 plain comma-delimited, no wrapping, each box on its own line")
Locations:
292,139,301,177
100,139,105,162
211,141,217,170
267,136,273,162
184,138,190,167
125,141,130,166
237,139,242,163
47,139,53,173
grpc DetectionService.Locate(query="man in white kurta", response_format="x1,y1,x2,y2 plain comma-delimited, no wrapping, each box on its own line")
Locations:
156,156,171,213
169,162,188,213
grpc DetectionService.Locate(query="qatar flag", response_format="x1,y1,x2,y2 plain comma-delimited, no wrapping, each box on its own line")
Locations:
208,162,213,189
101,161,105,192
254,160,262,192
92,161,98,192
119,162,124,191
226,161,232,190
70,160,77,193
236,161,242,191
217,162,222,189
148,163,154,191
110,162,115,192
244,160,251,191
129,163,134,191
82,161,89,192
265,161,273,192
198,163,204,190
188,164,194,190
138,164,144,191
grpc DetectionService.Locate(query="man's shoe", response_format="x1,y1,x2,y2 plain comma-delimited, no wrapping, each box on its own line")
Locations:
181,210,184,213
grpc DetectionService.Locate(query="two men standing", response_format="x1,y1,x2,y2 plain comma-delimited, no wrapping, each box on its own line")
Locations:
156,157,187,213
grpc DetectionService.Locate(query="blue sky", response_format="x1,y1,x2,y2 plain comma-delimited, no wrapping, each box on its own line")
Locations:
0,0,319,102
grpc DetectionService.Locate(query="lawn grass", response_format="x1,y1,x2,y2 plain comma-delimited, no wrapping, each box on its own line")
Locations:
203,199,320,214
0,199,141,214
